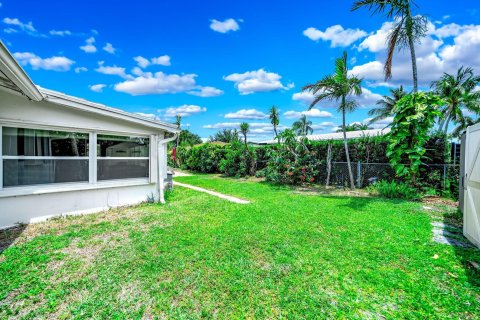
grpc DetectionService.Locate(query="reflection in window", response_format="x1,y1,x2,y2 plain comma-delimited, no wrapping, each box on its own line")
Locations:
2,127,89,187
96,135,149,180
97,135,149,158
2,127,89,157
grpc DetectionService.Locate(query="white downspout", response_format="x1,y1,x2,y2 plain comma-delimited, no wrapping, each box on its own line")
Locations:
157,133,177,203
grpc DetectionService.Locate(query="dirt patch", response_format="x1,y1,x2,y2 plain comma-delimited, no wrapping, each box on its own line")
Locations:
293,185,371,197
421,196,458,208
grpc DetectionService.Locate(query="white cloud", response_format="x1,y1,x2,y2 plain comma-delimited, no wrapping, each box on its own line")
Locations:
354,20,480,87
134,55,171,68
151,55,171,66
134,112,159,120
225,109,267,120
89,84,106,92
13,52,75,71
224,68,293,95
163,104,207,118
292,87,380,108
364,116,394,129
358,21,394,52
134,56,150,68
3,17,35,32
292,91,315,105
74,67,88,73
95,61,130,79
114,72,197,95
49,30,72,36
103,43,116,54
4,28,18,34
283,108,333,119
187,86,224,97
80,37,97,53
303,25,367,47
210,18,240,33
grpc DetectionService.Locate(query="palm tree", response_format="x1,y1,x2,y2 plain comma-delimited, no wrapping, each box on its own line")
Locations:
368,86,406,124
175,115,182,148
431,66,480,135
336,123,372,132
452,116,480,138
352,0,428,92
209,129,240,143
269,105,280,140
292,115,313,136
302,51,362,189
240,122,250,146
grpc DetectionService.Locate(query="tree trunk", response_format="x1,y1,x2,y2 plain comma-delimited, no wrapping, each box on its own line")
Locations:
405,8,419,93
343,108,355,189
273,126,278,141
444,113,452,136
326,142,332,187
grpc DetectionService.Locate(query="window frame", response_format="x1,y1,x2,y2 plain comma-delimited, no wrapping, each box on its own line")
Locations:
0,123,152,192
96,133,150,182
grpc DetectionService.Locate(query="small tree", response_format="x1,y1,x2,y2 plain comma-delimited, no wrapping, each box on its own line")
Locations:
240,122,250,146
386,92,443,183
292,115,313,136
269,105,280,140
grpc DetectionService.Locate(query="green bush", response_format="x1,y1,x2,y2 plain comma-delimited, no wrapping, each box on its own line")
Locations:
219,142,256,177
367,180,419,200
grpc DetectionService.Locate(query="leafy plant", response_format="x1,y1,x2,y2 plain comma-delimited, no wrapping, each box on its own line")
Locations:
386,92,443,183
367,180,419,200
219,142,256,177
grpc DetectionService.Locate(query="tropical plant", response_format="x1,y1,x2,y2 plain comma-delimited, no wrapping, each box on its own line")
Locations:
336,123,372,132
292,115,314,136
352,0,428,92
269,105,280,140
178,130,203,147
368,86,406,124
367,180,419,200
302,51,362,189
175,115,182,148
431,66,480,135
240,122,250,146
386,92,443,183
452,116,480,138
219,141,257,177
208,129,240,143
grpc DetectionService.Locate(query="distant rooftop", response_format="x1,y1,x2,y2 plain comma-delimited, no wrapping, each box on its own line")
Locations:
253,128,391,145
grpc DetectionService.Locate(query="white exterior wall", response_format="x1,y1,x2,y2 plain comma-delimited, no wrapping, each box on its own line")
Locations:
0,89,170,228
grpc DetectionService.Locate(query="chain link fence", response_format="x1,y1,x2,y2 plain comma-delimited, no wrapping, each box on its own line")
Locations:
314,162,459,191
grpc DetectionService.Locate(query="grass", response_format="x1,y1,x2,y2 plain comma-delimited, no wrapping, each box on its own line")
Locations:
1,174,479,319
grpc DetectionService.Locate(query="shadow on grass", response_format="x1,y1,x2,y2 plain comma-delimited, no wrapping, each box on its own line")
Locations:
447,209,480,289
0,223,27,254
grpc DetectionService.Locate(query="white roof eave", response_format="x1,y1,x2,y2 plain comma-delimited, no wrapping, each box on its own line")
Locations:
0,41,43,101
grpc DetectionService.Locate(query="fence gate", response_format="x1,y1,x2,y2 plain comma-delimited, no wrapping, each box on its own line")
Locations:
463,123,480,248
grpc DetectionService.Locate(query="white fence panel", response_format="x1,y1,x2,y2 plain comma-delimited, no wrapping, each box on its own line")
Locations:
463,123,480,248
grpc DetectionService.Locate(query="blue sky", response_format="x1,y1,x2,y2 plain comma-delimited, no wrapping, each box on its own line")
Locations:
1,0,479,140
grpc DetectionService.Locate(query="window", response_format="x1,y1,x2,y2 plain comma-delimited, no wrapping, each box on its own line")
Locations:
2,127,89,187
96,134,149,181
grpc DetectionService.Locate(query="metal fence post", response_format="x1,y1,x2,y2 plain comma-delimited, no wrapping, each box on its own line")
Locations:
357,161,361,188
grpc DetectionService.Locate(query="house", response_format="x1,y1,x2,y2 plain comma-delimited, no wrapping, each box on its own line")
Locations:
252,128,391,145
0,41,179,228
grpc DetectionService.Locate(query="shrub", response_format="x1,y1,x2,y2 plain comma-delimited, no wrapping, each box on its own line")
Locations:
219,142,256,177
367,180,419,200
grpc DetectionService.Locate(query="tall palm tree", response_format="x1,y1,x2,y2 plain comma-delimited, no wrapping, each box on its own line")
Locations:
175,115,182,148
368,86,406,124
302,51,362,189
269,105,280,140
431,66,480,135
292,115,313,136
240,122,250,146
352,0,428,92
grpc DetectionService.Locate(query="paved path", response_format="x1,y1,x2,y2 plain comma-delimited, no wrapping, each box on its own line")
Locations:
174,181,250,204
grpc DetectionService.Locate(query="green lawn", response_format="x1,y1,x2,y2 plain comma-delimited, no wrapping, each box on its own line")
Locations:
1,174,479,319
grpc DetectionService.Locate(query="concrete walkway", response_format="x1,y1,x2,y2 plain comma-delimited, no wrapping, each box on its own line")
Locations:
174,181,250,204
